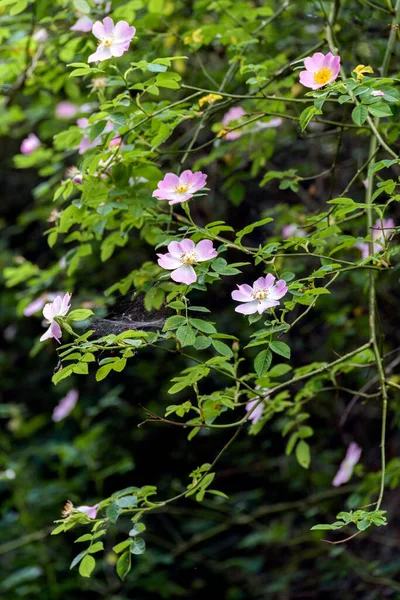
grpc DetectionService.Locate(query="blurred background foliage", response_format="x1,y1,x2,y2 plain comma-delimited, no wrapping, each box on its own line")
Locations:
1,0,400,597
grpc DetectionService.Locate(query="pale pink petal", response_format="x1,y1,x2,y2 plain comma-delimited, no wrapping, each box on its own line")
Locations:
332,443,361,487
179,238,195,253
168,194,192,204
254,274,275,290
257,299,279,313
24,296,46,316
157,253,182,270
56,101,78,119
355,241,369,259
246,399,264,424
102,16,114,35
70,16,94,32
171,265,197,284
60,293,72,315
92,20,106,39
371,90,385,97
235,301,259,315
269,280,288,300
299,70,319,89
113,21,136,42
168,241,186,258
159,173,180,189
110,42,130,58
222,107,246,125
303,52,326,72
76,503,99,519
50,321,62,342
39,325,53,342
20,133,40,154
195,240,217,261
52,389,79,422
231,284,254,302
88,46,112,63
77,117,89,129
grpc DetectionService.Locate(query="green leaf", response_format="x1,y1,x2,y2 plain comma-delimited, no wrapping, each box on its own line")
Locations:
96,364,113,382
68,309,94,321
356,518,371,531
351,105,368,126
270,341,291,359
70,549,88,569
368,103,392,117
79,555,95,578
299,106,322,131
88,542,104,554
212,340,233,358
130,537,146,555
310,524,336,531
106,502,121,524
74,0,90,13
115,495,137,508
295,440,311,469
193,336,212,350
149,0,163,12
116,551,131,581
254,349,272,377
235,218,273,243
89,121,107,143
189,318,216,334
113,540,132,554
176,325,196,347
129,522,146,537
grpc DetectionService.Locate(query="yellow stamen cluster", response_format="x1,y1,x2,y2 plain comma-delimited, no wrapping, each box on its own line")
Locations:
253,289,269,301
175,183,190,194
181,251,199,265
313,66,334,86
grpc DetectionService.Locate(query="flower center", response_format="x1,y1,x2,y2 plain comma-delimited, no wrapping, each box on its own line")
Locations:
181,250,199,265
313,66,333,85
253,289,269,301
102,36,114,47
175,183,190,194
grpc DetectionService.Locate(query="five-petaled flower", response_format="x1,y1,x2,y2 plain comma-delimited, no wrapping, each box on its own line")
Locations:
332,442,362,487
52,389,79,422
355,218,395,259
232,275,288,315
152,170,207,205
20,133,40,155
88,17,136,63
299,52,340,90
157,239,217,284
40,293,71,343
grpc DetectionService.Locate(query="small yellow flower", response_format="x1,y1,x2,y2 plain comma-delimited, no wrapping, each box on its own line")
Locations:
199,93,223,108
353,64,374,82
184,28,203,45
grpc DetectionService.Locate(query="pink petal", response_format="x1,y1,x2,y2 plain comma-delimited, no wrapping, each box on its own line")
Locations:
257,299,280,314
195,239,217,261
269,280,288,300
168,194,192,204
157,253,182,270
179,238,195,253
39,325,53,342
235,301,259,315
299,70,318,89
303,52,326,72
52,389,79,421
246,399,264,424
102,17,115,35
92,20,106,40
24,296,46,316
159,173,180,189
171,265,197,284
253,274,275,290
70,16,94,32
168,241,186,257
76,503,99,519
88,46,112,63
231,284,254,302
113,21,136,42
50,321,62,342
110,42,130,58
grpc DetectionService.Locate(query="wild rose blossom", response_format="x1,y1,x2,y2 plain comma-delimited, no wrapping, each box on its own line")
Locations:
152,170,207,205
20,133,40,155
56,101,79,119
24,292,58,316
52,389,79,422
65,166,83,184
299,52,340,90
157,239,217,284
246,388,270,424
76,503,99,519
355,218,395,259
332,442,362,487
40,293,71,343
88,17,136,63
221,106,246,140
70,16,94,32
232,274,288,315
282,224,306,238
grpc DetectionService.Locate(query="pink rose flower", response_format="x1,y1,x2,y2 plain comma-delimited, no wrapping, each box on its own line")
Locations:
20,133,40,155
299,52,341,90
282,224,306,238
24,292,58,316
52,389,79,422
70,16,94,32
157,239,217,284
355,218,395,259
332,442,362,487
222,106,246,140
246,388,269,424
76,503,99,519
152,170,207,205
56,101,79,119
371,90,385,97
40,293,71,343
88,17,136,63
232,275,288,315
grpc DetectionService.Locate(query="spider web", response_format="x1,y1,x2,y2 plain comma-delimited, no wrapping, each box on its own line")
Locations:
90,292,167,338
